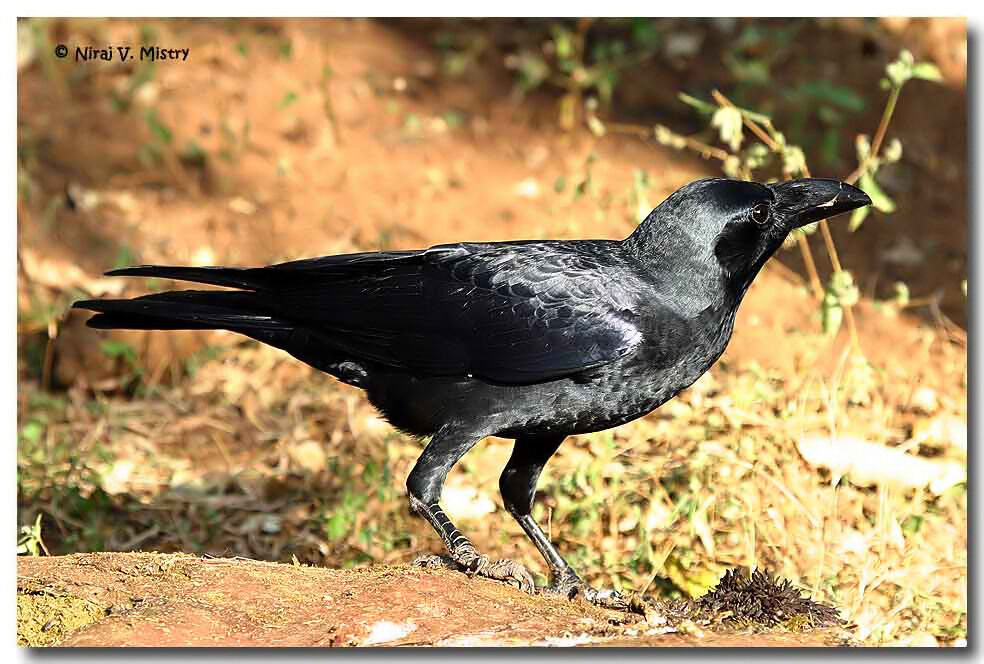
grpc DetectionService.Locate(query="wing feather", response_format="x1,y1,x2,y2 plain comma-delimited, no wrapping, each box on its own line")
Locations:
111,241,648,385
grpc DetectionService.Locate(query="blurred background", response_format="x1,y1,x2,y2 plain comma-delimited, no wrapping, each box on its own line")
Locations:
17,18,966,646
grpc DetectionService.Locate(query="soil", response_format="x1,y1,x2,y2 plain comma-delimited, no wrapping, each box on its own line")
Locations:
17,552,851,647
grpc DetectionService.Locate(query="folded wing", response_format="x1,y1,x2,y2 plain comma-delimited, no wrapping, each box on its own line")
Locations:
97,242,646,385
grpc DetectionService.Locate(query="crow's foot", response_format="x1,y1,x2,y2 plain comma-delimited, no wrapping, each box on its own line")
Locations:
581,586,633,611
540,571,632,611
412,546,535,594
412,553,454,569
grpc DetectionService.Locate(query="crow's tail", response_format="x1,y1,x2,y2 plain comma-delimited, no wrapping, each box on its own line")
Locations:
73,290,291,344
73,289,360,378
102,265,270,290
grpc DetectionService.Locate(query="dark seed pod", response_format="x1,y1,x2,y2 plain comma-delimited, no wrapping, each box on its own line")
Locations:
679,567,845,630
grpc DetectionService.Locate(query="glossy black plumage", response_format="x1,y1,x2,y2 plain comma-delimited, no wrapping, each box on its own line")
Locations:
74,177,870,598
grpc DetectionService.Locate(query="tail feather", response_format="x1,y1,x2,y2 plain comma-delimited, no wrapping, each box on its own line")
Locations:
105,266,264,291
73,290,286,333
106,251,424,292
73,289,350,378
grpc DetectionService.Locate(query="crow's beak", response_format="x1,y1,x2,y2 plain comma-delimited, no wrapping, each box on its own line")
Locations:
770,178,872,229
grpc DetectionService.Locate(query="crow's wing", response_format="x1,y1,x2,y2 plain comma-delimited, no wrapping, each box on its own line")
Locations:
110,242,647,384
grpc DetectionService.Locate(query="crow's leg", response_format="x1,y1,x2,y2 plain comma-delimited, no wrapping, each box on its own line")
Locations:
499,435,576,588
407,426,535,593
500,435,629,610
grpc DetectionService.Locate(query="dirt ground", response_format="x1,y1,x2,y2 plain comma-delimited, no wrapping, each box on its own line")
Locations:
17,552,851,647
17,18,967,647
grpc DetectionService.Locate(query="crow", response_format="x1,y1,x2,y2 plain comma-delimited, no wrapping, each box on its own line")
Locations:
73,177,869,603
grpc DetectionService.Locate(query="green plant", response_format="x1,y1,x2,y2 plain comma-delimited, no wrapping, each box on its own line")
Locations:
17,514,49,556
610,49,943,347
627,169,654,224
137,108,174,167
279,91,299,109
723,21,804,90
506,19,663,130
99,339,144,386
218,118,251,162
846,50,942,230
277,37,293,59
433,30,489,78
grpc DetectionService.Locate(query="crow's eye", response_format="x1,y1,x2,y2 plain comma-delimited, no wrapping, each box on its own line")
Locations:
750,202,770,225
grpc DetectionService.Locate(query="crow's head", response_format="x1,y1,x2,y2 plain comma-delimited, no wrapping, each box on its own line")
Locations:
627,177,870,297
711,177,870,281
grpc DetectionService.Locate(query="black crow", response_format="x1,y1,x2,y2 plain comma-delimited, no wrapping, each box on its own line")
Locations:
73,177,870,602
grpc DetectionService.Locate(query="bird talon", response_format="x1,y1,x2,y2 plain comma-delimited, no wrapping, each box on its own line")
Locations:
582,587,631,611
538,568,584,599
540,573,633,611
412,554,452,569
442,544,535,594
481,558,536,594
455,548,489,574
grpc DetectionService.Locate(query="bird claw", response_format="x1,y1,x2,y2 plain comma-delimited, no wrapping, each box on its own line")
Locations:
452,546,488,572
540,572,632,611
413,550,536,594
411,553,454,569
456,547,536,594
539,569,583,599
476,557,536,594
580,586,632,611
